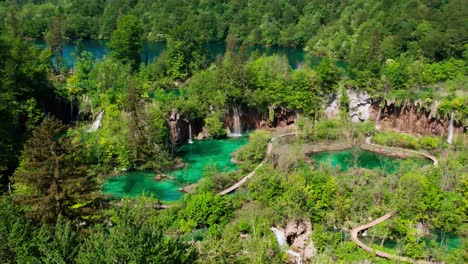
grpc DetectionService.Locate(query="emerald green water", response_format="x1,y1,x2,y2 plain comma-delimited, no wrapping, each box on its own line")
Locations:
102,136,248,201
310,148,430,174
360,231,461,250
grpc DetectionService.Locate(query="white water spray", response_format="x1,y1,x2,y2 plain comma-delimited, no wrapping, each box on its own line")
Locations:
231,107,242,137
447,112,454,144
375,107,382,129
87,110,104,132
188,123,193,144
270,227,303,264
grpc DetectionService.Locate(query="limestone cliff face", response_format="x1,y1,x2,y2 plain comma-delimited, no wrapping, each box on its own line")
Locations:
370,102,465,136
348,89,372,122
166,109,187,149
323,91,466,136
223,106,297,132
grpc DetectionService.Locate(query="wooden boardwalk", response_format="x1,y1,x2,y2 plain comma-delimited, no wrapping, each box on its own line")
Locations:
351,212,438,264
365,137,439,167
218,133,297,196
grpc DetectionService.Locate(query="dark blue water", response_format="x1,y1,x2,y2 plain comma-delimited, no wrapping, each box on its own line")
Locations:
37,39,346,70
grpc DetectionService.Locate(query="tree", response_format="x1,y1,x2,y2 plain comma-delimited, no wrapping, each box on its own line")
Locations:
12,117,98,223
316,57,340,94
0,196,38,263
183,192,232,228
0,34,53,193
125,78,172,171
45,15,65,72
77,199,196,263
108,15,143,70
165,21,207,79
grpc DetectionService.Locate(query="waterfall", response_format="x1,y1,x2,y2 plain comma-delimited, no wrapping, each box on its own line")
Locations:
87,110,104,132
188,123,193,144
231,107,242,137
271,227,287,247
447,112,454,144
375,107,382,129
270,227,303,264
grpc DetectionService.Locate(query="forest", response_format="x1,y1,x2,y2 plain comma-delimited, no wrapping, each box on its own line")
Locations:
0,0,467,263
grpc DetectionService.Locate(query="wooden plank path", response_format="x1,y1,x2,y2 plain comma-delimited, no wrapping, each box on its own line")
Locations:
218,133,297,196
351,212,438,264
365,137,439,167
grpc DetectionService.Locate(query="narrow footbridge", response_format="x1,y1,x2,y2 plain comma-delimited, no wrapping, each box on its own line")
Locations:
218,133,297,196
351,212,438,264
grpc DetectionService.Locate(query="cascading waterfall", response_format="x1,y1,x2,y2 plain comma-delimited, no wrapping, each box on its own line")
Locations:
188,123,193,144
231,107,242,137
375,107,382,129
87,110,104,132
270,227,303,264
447,112,454,144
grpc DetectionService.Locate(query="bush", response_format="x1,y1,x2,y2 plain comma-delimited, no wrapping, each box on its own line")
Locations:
204,113,226,138
373,131,443,150
419,136,442,150
314,120,342,141
183,192,232,228
234,130,271,171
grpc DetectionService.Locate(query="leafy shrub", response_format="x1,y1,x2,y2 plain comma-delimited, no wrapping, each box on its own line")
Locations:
314,119,342,141
373,131,443,150
183,192,232,228
204,113,226,138
419,136,442,150
234,130,271,171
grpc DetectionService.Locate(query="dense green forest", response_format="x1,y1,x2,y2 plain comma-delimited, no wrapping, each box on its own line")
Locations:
0,0,467,263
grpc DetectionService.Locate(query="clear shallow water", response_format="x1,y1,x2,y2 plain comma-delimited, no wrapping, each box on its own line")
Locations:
35,39,347,69
102,136,248,201
310,148,430,174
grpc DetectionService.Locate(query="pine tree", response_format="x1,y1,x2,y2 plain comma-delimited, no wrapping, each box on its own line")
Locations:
12,117,98,223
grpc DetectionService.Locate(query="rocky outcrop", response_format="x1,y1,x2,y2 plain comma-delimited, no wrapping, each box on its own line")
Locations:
285,221,317,261
324,94,341,119
224,106,297,132
271,220,317,263
196,126,211,140
348,89,372,122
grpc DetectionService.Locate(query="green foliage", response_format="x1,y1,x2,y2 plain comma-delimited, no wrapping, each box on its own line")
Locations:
316,57,340,94
234,130,271,171
12,117,99,223
76,199,196,263
108,15,143,70
373,131,444,150
312,224,340,253
204,113,226,138
302,170,337,222
0,34,54,192
313,119,343,141
182,192,232,228
248,166,286,207
165,21,207,79
0,196,38,263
